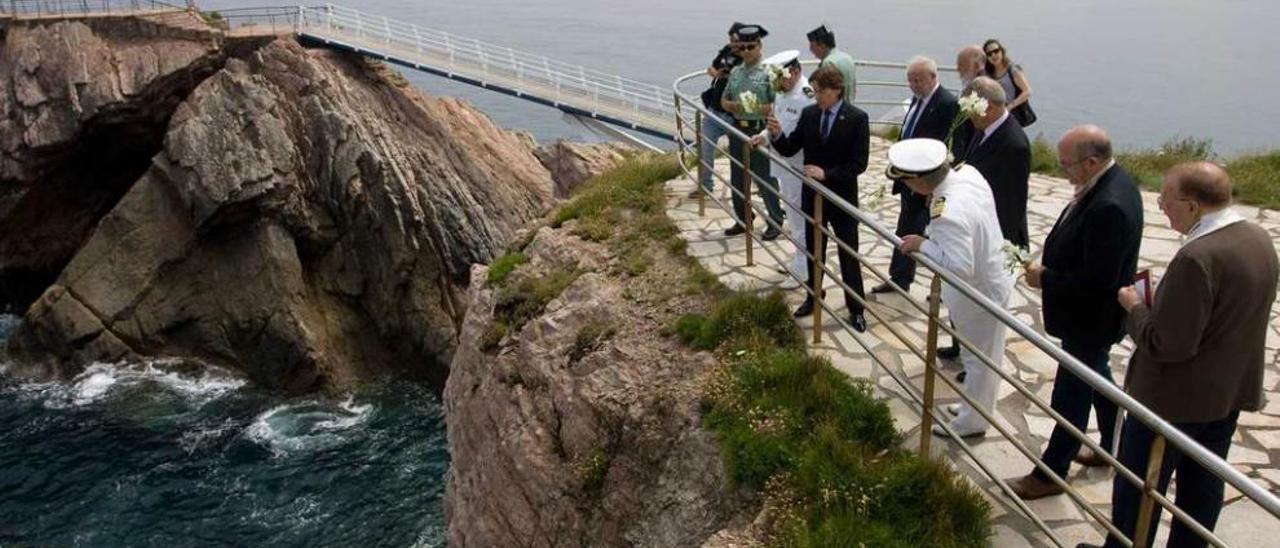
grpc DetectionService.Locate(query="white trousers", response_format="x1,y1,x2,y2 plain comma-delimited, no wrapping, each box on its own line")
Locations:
775,161,807,279
946,287,1012,432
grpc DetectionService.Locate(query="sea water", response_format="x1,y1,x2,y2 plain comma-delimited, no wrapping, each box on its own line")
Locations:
0,315,449,546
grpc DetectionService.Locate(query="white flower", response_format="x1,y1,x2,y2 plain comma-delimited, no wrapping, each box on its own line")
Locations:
739,91,760,115
767,64,786,92
1001,240,1029,275
958,93,989,118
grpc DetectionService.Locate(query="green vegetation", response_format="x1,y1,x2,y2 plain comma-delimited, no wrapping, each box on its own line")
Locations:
487,251,529,285
678,293,990,547
1029,136,1280,210
568,322,617,363
576,446,611,492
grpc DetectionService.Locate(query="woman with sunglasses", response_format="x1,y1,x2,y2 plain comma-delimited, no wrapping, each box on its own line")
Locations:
982,39,1035,126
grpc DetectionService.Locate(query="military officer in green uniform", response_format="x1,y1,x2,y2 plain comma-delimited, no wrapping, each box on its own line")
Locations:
720,24,785,239
807,25,857,104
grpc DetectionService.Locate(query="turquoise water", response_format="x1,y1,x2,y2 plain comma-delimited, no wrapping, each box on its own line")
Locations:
0,316,448,547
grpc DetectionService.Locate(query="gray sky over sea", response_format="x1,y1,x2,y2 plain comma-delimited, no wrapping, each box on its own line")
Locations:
203,0,1280,155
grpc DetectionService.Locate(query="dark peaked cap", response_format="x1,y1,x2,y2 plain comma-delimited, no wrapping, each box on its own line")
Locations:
728,21,746,36
736,24,768,41
806,25,833,42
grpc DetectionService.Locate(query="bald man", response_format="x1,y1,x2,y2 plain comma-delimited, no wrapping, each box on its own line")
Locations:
1011,125,1144,500
957,77,1031,248
1084,162,1279,547
955,45,985,87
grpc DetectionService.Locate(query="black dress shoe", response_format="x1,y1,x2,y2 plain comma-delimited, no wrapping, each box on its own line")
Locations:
870,282,901,294
938,344,960,359
724,225,747,236
956,370,966,383
793,298,814,317
849,312,867,332
762,226,781,240
1075,544,1103,548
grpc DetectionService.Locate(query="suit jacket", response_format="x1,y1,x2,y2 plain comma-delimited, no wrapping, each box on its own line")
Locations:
771,101,870,203
960,116,1031,247
1124,220,1278,423
1040,163,1144,347
894,87,959,195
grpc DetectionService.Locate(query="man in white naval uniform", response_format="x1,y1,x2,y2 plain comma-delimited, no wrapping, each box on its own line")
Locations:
757,50,814,283
891,138,1014,438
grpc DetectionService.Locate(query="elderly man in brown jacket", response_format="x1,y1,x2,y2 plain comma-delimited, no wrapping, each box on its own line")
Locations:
1081,162,1279,548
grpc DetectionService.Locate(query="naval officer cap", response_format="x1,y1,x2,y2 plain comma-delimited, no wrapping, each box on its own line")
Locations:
736,24,768,41
763,49,801,69
806,25,834,42
885,138,950,180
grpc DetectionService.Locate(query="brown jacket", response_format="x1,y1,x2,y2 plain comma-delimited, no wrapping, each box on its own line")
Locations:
1124,220,1278,423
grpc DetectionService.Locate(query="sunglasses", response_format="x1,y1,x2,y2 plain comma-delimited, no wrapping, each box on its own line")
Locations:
739,43,759,51
985,47,1003,56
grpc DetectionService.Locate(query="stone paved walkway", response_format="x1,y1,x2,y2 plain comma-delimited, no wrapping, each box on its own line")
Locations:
664,137,1280,547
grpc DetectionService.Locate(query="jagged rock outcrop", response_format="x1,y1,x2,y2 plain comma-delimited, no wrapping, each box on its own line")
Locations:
444,226,748,547
1,14,631,390
535,140,630,198
0,13,225,309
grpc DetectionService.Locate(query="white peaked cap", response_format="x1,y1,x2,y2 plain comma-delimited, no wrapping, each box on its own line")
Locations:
886,138,949,180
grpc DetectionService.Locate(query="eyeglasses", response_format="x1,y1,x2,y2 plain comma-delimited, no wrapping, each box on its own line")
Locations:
985,48,1003,56
740,43,759,51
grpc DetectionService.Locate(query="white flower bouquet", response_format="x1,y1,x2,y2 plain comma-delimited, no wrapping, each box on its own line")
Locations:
1001,240,1029,275
738,90,761,115
945,92,990,152
767,64,786,92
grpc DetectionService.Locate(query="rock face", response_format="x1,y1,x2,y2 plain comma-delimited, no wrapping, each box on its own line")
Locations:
1,15,630,390
535,140,630,198
444,226,746,547
0,13,225,310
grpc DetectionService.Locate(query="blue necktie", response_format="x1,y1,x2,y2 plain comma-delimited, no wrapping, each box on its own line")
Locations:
821,110,834,141
902,99,921,139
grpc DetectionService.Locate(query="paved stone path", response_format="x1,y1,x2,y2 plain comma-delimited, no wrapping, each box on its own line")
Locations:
664,137,1280,547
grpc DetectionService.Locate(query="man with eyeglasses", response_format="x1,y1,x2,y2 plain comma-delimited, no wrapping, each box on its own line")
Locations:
1079,162,1278,548
1008,125,1144,501
720,24,786,240
691,22,746,199
806,25,857,104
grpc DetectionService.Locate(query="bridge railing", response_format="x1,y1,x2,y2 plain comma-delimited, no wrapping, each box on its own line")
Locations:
672,68,1280,547
296,4,674,126
0,0,185,15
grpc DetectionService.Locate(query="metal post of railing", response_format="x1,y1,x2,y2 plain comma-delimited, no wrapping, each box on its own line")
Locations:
382,15,390,46
1133,434,1168,548
811,193,824,343
919,274,944,455
742,141,754,267
694,110,706,216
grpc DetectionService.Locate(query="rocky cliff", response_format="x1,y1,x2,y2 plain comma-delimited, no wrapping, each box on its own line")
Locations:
0,14,616,391
444,221,751,547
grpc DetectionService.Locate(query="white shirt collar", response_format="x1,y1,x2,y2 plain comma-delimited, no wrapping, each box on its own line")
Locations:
981,110,1010,143
1184,207,1246,244
1072,159,1117,202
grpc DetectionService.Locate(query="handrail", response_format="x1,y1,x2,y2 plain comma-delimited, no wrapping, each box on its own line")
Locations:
0,0,187,15
672,68,1280,546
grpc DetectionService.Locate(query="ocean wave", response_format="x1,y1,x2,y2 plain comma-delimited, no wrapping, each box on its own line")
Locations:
243,396,374,457
11,360,247,410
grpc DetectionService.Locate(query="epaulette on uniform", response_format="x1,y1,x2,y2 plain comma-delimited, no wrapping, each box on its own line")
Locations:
802,86,814,98
930,196,947,218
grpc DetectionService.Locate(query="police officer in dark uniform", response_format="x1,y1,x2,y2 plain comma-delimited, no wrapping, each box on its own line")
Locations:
691,22,746,198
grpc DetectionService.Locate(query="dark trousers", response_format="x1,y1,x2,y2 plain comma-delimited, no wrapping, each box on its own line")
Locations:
1104,411,1239,548
728,121,785,229
887,189,930,287
802,185,865,314
1033,338,1119,481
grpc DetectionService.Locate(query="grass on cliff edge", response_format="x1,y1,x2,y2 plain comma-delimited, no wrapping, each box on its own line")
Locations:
1029,135,1280,209
675,294,990,547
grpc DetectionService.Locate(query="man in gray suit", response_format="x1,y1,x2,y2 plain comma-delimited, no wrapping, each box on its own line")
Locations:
1080,162,1279,548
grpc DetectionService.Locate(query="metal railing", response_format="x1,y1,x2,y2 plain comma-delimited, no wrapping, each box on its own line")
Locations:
0,0,186,16
672,68,1280,547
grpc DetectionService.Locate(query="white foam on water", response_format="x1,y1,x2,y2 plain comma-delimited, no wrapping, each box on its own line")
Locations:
8,360,247,410
244,395,375,458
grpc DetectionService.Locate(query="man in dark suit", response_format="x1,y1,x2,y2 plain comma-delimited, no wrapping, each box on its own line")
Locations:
956,76,1031,248
1008,125,1144,500
1081,162,1279,548
873,56,959,294
760,65,870,332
